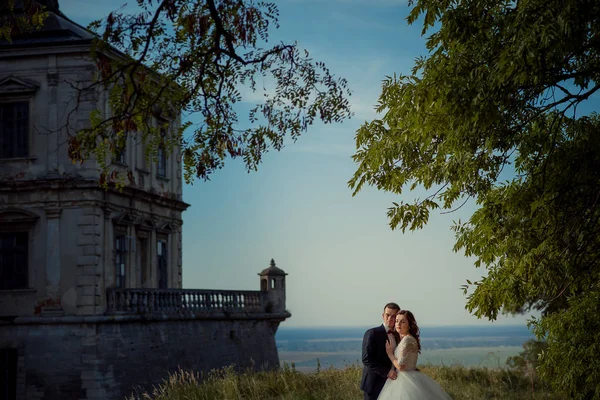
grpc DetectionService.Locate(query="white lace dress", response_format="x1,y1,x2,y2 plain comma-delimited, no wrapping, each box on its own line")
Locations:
377,335,452,400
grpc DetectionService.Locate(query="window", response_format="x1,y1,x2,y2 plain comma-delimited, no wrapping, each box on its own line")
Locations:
0,102,29,159
115,235,128,288
136,138,147,171
0,349,17,400
157,145,167,177
156,124,168,178
115,146,126,164
114,132,129,165
157,239,168,289
0,232,28,290
137,236,149,287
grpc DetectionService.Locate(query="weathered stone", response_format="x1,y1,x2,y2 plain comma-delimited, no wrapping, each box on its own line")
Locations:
82,226,101,236
77,216,97,227
76,235,97,246
0,318,284,398
76,256,99,267
76,276,97,287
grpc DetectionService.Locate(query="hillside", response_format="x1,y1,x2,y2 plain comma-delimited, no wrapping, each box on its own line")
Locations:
128,364,562,399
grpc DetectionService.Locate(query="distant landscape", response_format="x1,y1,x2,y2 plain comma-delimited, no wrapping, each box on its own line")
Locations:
276,325,533,372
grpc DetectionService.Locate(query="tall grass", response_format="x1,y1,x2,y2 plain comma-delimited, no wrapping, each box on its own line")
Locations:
129,363,563,400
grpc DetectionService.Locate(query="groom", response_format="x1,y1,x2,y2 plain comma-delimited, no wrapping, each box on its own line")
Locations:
360,302,400,400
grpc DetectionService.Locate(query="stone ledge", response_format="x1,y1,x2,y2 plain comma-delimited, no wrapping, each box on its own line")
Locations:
76,235,99,246
76,256,99,266
82,208,102,217
0,178,190,211
82,226,101,236
2,311,292,325
0,156,37,164
0,288,36,294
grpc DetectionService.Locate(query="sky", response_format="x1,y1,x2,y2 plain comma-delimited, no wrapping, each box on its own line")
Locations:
59,0,533,328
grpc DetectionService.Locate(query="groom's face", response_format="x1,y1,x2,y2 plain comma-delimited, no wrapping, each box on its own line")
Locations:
382,307,399,328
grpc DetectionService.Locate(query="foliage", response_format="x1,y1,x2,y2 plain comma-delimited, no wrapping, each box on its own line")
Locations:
348,0,600,397
506,339,548,372
0,0,48,41
506,339,550,393
533,291,600,400
4,1,351,185
128,364,560,400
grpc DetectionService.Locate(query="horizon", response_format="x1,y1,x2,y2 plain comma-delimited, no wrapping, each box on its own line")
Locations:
278,323,532,329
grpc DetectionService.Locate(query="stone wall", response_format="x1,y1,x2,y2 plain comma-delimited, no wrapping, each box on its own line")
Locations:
0,315,284,400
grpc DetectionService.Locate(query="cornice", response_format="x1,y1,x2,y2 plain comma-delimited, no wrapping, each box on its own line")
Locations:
0,178,190,211
4,311,292,325
0,43,94,58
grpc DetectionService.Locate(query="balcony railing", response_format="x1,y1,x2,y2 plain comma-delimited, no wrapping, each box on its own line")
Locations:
106,289,267,315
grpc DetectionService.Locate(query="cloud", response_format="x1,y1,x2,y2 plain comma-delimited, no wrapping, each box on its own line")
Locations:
286,143,356,157
329,10,400,33
60,0,143,22
238,80,277,105
351,96,380,122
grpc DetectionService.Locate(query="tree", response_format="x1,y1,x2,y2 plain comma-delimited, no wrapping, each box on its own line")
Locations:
348,0,600,397
506,339,548,374
1,0,351,184
506,339,551,397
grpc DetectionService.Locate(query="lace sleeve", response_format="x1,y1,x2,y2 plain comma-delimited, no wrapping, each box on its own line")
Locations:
397,336,418,366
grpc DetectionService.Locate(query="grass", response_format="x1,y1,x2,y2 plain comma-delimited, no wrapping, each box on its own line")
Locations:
129,363,563,400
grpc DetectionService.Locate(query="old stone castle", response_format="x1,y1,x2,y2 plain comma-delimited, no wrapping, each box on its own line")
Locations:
0,1,290,399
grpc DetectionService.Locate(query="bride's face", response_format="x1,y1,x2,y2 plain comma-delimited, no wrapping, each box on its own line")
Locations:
395,314,410,335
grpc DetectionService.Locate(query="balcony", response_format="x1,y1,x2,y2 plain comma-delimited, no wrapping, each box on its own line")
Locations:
106,288,274,316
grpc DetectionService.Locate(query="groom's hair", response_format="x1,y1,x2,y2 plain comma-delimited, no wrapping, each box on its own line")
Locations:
383,302,400,312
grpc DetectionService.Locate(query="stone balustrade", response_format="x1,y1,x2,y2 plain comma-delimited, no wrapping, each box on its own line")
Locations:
106,288,267,315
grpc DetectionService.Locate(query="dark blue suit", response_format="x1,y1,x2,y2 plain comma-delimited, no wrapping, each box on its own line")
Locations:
360,325,393,400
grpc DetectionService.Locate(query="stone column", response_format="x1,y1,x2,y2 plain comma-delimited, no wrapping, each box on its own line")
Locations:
47,55,59,174
177,228,183,288
150,230,157,288
44,207,63,315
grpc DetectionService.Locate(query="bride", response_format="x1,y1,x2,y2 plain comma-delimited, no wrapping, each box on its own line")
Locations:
377,310,453,400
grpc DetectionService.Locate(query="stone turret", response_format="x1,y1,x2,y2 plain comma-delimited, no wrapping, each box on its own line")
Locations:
259,259,287,313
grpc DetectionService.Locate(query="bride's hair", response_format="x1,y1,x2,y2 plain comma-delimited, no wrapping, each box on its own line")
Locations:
398,310,421,352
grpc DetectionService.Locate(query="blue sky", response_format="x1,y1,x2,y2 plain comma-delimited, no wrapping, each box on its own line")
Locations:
60,0,532,327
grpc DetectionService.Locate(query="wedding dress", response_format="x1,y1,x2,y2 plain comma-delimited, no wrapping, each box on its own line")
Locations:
377,335,452,400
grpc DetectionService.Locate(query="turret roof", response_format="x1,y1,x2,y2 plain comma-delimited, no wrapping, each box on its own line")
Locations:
258,259,287,276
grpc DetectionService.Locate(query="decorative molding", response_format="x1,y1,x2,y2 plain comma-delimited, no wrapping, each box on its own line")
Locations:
0,208,40,224
157,222,176,234
44,208,62,219
135,218,155,232
0,178,190,211
47,72,59,86
0,75,39,95
113,212,136,226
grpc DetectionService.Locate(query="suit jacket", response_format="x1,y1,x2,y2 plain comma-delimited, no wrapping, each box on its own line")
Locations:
360,325,393,397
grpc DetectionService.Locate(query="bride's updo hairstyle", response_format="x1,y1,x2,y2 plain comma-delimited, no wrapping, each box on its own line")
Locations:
398,310,421,352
